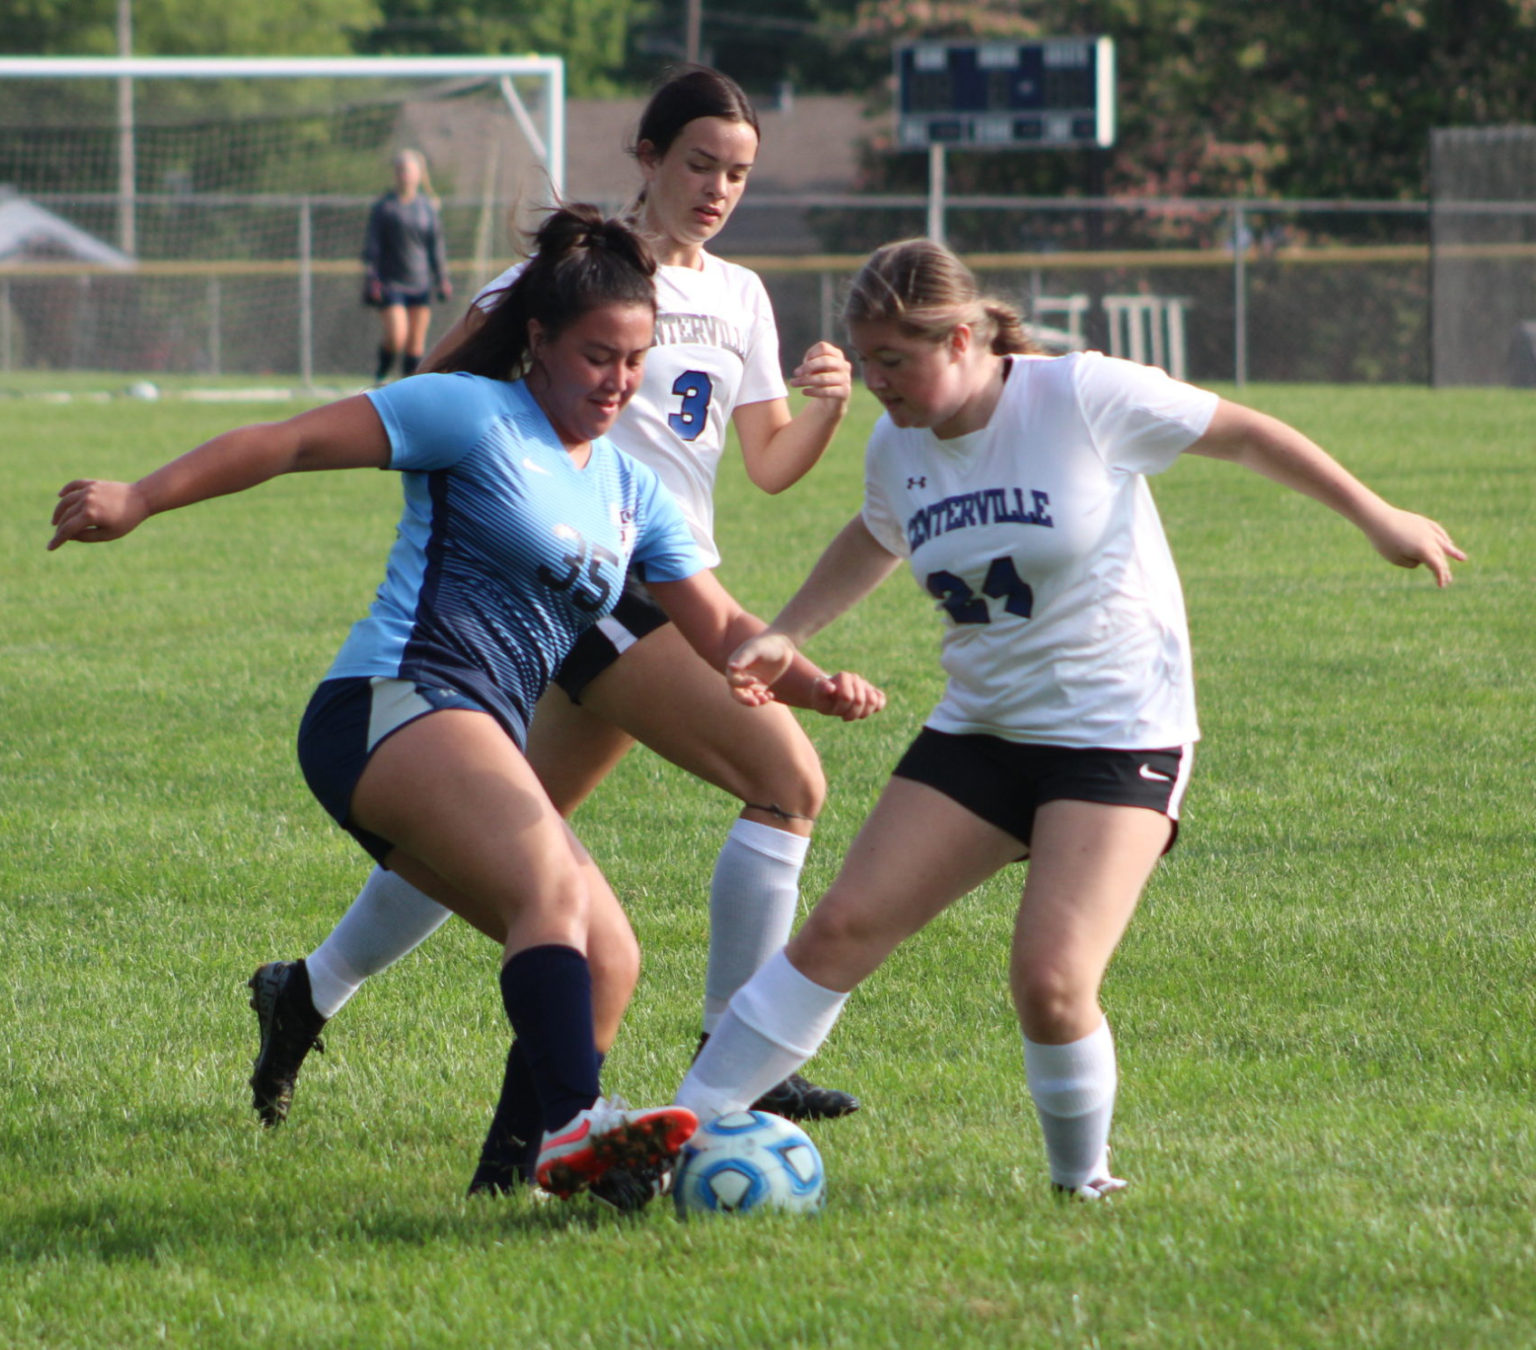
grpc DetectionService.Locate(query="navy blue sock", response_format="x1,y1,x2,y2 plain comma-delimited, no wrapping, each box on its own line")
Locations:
497,945,601,1134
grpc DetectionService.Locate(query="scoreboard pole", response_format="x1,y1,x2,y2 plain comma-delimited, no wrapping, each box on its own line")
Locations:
929,144,947,244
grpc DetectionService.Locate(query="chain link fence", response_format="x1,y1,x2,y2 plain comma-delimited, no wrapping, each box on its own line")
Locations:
8,190,1534,387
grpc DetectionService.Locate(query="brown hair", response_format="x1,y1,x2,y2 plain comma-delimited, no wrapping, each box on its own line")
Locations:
629,65,759,165
844,238,1038,355
433,204,656,381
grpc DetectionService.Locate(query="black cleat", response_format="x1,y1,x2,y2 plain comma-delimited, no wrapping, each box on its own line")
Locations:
247,960,326,1127
466,1159,528,1199
466,1130,536,1199
695,1033,861,1121
588,1160,673,1214
752,1072,861,1121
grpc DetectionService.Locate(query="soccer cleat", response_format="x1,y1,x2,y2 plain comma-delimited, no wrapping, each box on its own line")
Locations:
247,960,327,1127
533,1097,697,1199
465,1157,527,1199
695,1033,861,1122
1051,1174,1129,1202
466,1130,539,1199
752,1071,861,1121
588,1160,674,1214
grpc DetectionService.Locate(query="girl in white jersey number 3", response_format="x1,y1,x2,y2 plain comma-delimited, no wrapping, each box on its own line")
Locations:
682,238,1465,1200
246,68,862,1199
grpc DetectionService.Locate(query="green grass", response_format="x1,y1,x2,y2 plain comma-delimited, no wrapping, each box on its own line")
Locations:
4,383,1535,1348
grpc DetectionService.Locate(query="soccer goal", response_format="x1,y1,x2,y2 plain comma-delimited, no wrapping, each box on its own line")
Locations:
0,55,563,384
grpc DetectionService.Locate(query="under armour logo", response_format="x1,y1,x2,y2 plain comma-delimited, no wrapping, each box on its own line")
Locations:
907,476,927,489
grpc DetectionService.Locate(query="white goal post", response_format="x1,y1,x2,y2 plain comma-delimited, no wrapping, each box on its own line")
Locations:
0,55,565,247
0,55,564,383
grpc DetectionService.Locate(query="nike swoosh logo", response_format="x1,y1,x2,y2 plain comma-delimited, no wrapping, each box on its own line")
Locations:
1138,764,1173,782
522,456,551,475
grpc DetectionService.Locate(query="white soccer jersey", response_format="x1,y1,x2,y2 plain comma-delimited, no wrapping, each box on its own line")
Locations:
475,253,787,567
861,351,1219,749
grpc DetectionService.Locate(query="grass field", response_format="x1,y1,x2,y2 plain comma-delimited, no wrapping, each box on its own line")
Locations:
4,380,1534,1348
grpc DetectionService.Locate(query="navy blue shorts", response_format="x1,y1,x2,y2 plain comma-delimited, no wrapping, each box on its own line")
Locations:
297,677,501,865
552,569,670,703
377,285,433,308
891,728,1193,857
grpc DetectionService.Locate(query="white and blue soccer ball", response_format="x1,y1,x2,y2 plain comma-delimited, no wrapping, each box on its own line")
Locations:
673,1110,826,1217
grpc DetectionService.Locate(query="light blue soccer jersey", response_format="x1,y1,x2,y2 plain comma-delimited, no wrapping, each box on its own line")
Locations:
325,372,703,740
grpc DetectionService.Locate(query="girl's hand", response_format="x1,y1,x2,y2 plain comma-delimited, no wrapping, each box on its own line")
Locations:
48,480,149,550
726,632,797,707
1363,507,1466,587
788,341,852,412
808,671,886,722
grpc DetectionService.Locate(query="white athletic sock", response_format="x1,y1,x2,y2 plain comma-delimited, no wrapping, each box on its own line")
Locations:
703,819,810,1035
304,866,452,1019
1023,1019,1118,1189
677,949,848,1122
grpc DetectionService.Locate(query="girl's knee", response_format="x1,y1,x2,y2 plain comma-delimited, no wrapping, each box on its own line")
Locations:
1010,959,1099,1041
743,744,827,822
588,926,640,995
788,892,890,988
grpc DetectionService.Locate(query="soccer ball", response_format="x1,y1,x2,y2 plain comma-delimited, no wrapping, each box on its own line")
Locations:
673,1110,826,1217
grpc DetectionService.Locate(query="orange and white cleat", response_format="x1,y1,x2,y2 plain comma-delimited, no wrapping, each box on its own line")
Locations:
534,1096,698,1199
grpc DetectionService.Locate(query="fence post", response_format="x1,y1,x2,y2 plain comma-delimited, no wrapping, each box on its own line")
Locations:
1,278,11,371
207,275,221,376
1232,204,1248,387
819,269,835,340
298,198,314,387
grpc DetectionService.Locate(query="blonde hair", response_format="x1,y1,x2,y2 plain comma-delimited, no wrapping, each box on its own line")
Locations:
844,238,1037,355
392,148,439,208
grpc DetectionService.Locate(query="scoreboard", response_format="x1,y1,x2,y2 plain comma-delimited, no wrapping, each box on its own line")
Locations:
895,38,1116,150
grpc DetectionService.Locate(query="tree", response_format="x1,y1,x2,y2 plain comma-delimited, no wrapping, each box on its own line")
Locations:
5,0,381,58
357,0,648,96
848,0,1536,204
625,0,887,96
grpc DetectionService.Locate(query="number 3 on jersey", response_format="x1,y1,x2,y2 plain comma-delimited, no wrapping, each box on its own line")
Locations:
668,370,714,441
925,555,1034,624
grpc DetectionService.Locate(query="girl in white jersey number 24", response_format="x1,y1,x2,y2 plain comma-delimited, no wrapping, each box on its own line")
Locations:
680,237,1466,1201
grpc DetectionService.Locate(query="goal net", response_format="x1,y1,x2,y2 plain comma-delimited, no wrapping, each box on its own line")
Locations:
0,56,563,383
1429,125,1536,387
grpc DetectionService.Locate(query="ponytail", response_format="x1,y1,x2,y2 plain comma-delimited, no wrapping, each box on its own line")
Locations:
434,204,657,380
983,301,1034,356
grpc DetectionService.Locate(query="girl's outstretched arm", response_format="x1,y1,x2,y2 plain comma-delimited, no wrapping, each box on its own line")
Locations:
49,396,391,550
1187,399,1467,587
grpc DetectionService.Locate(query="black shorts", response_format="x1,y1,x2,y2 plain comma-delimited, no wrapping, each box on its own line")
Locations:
375,284,433,308
552,569,670,702
891,728,1193,856
297,676,503,865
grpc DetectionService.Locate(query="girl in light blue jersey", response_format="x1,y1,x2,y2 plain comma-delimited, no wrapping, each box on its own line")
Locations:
247,67,866,1201
48,205,884,1207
